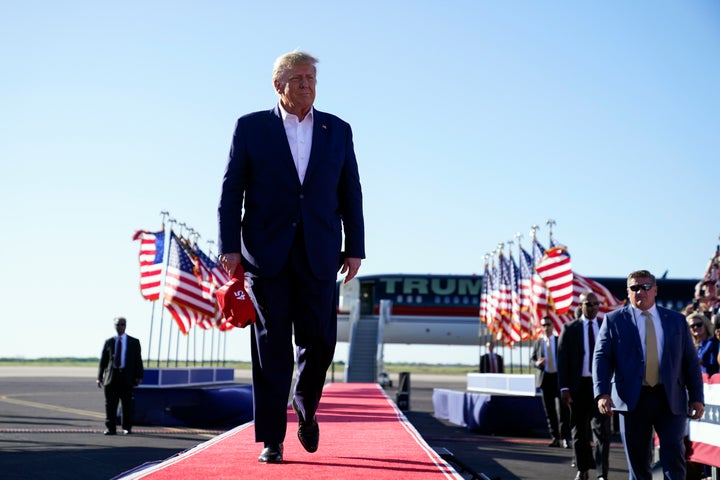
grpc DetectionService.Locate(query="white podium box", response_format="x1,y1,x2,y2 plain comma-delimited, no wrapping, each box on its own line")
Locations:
466,373,536,396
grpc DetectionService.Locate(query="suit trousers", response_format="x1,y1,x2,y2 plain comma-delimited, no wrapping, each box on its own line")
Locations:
571,377,610,475
539,372,570,441
104,369,135,431
249,225,337,444
619,386,687,480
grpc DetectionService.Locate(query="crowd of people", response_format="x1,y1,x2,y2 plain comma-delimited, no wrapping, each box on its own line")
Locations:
683,276,720,377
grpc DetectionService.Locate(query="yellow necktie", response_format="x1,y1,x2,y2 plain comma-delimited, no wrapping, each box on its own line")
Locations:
643,311,659,386
545,338,556,373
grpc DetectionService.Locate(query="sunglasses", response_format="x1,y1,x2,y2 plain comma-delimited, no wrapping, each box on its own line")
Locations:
628,283,654,292
583,301,600,307
690,323,704,329
541,323,552,327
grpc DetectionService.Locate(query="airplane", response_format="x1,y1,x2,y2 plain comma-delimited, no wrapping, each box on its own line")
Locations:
336,274,698,346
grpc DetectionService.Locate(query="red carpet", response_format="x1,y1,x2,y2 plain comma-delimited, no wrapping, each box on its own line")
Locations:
120,383,462,479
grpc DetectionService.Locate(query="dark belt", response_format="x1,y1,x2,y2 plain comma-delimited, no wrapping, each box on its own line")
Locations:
641,384,663,393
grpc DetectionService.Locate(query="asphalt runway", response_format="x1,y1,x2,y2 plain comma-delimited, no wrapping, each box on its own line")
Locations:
0,367,631,479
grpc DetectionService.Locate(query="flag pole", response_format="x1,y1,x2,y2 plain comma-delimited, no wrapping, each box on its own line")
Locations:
506,239,516,374
189,229,200,368
146,302,156,365
205,239,216,367
223,329,228,366
145,211,170,364
160,218,177,367
515,231,527,372
530,224,541,336
201,329,207,367
174,327,181,367
185,329,190,367
154,213,171,367
192,327,197,367
546,219,556,242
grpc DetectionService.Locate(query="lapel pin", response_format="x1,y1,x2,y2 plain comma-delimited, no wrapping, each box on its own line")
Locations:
322,124,327,129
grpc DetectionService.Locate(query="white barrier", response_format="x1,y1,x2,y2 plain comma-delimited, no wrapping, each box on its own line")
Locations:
466,373,536,396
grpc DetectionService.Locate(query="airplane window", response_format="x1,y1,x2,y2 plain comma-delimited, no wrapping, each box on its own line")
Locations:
416,295,422,303
396,295,403,303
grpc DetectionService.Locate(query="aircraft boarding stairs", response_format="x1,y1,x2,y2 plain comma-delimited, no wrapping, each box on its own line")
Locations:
344,315,379,383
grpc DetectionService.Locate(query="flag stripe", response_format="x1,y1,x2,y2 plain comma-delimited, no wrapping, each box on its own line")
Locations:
163,233,218,331
134,230,165,301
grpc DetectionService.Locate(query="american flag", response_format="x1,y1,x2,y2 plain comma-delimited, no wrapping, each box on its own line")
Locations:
133,230,165,301
535,245,574,314
574,273,624,316
688,376,720,468
482,237,624,341
514,246,535,341
163,233,217,334
165,302,205,334
479,262,490,325
505,253,522,344
532,237,545,263
484,260,501,335
490,253,516,345
192,246,235,331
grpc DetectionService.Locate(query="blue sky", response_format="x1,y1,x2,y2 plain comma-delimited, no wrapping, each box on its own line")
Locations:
2,1,719,363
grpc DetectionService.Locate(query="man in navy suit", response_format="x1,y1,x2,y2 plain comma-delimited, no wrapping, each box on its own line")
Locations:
218,51,365,463
594,270,704,480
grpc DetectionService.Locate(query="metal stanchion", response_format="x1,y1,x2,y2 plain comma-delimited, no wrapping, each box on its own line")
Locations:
396,371,411,410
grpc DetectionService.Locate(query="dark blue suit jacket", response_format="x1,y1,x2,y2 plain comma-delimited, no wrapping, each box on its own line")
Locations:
97,335,143,387
218,106,365,280
557,319,590,398
593,305,704,415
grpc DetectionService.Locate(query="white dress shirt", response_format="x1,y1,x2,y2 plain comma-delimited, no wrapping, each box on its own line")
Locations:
279,104,313,184
543,335,557,373
631,305,664,368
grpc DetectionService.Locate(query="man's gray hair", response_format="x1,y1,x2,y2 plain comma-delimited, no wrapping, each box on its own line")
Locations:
272,51,318,85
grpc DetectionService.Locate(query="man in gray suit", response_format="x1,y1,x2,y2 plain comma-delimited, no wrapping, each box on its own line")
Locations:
532,317,570,448
594,270,704,480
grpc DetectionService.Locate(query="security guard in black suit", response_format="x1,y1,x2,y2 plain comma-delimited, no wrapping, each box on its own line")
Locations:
97,317,144,435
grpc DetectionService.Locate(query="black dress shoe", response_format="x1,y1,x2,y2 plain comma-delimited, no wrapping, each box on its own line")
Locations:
258,443,283,464
293,398,319,453
103,430,116,435
548,439,561,447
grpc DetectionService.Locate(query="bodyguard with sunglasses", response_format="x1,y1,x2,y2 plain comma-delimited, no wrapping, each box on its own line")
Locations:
558,292,610,480
593,270,704,480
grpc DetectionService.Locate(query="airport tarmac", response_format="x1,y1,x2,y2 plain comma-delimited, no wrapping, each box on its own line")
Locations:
0,367,631,479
